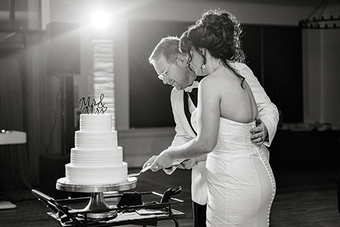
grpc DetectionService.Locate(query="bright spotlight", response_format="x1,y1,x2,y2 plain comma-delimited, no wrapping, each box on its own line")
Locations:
91,11,111,29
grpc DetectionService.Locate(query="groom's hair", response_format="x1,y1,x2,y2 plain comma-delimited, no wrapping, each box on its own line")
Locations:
149,36,182,64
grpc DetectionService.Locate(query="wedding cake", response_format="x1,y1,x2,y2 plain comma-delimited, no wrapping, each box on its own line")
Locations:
65,111,128,185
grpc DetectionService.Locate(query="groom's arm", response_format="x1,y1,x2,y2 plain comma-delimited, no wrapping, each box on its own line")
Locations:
237,63,279,146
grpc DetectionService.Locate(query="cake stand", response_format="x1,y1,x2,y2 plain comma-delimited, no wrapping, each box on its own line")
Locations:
56,177,137,220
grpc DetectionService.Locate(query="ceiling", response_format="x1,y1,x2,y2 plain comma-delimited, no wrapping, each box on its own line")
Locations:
0,0,329,10
190,0,333,7
0,0,337,30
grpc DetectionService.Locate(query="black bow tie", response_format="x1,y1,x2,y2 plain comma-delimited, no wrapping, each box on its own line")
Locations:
186,76,206,106
196,76,206,81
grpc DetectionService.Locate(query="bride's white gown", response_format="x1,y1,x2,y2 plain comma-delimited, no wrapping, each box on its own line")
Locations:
193,112,276,226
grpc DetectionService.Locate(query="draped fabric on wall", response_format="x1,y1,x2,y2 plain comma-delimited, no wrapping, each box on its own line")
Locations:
0,34,64,189
92,39,115,128
0,51,30,190
24,40,64,188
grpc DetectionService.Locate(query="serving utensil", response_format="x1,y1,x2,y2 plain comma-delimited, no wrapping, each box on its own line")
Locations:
128,165,151,177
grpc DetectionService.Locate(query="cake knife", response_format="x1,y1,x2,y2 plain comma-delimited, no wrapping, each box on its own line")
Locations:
128,165,151,177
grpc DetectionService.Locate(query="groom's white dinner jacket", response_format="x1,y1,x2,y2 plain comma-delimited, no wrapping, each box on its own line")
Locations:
168,62,279,205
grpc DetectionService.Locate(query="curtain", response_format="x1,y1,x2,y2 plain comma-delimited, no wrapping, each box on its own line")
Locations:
0,33,64,190
24,37,64,188
0,50,30,190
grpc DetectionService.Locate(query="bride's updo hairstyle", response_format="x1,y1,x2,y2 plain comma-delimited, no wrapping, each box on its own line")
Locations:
180,8,246,85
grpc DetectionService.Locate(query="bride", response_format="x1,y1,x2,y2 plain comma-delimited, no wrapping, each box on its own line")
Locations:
149,8,276,226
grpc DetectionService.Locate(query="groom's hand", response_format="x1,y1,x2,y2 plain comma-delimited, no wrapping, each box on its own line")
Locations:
250,117,268,146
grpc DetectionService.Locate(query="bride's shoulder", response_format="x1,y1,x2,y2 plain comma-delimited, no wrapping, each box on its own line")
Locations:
199,71,233,92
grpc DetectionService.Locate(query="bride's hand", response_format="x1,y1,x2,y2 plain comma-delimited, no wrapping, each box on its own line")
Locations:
150,150,173,172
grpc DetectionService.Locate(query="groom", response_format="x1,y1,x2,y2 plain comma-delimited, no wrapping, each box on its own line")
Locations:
144,36,279,227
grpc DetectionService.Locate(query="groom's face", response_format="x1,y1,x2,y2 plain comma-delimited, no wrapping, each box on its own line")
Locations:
154,55,195,91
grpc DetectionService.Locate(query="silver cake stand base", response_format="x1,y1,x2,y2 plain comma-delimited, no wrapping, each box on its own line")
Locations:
56,177,137,220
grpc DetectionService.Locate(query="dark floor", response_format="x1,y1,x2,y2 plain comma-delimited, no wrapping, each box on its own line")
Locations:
0,168,339,226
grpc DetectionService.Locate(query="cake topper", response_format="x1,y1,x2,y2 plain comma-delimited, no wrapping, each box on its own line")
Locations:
79,94,108,114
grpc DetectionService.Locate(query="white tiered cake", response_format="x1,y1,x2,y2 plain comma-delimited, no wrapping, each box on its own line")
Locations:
65,113,128,185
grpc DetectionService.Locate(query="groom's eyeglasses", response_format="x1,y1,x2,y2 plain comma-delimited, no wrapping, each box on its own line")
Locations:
158,62,174,81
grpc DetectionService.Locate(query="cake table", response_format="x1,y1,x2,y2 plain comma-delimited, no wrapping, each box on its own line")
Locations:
32,179,185,227
56,176,137,220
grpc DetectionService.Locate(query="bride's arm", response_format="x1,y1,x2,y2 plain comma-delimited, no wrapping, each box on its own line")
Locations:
150,77,220,170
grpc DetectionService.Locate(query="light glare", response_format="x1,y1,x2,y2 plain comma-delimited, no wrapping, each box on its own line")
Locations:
91,11,111,29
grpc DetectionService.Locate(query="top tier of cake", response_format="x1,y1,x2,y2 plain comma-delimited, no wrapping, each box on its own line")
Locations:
76,114,117,149
80,113,113,131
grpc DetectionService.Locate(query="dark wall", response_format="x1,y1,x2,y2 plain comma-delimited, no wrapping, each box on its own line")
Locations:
270,130,340,170
128,20,303,128
128,20,192,128
243,25,303,124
